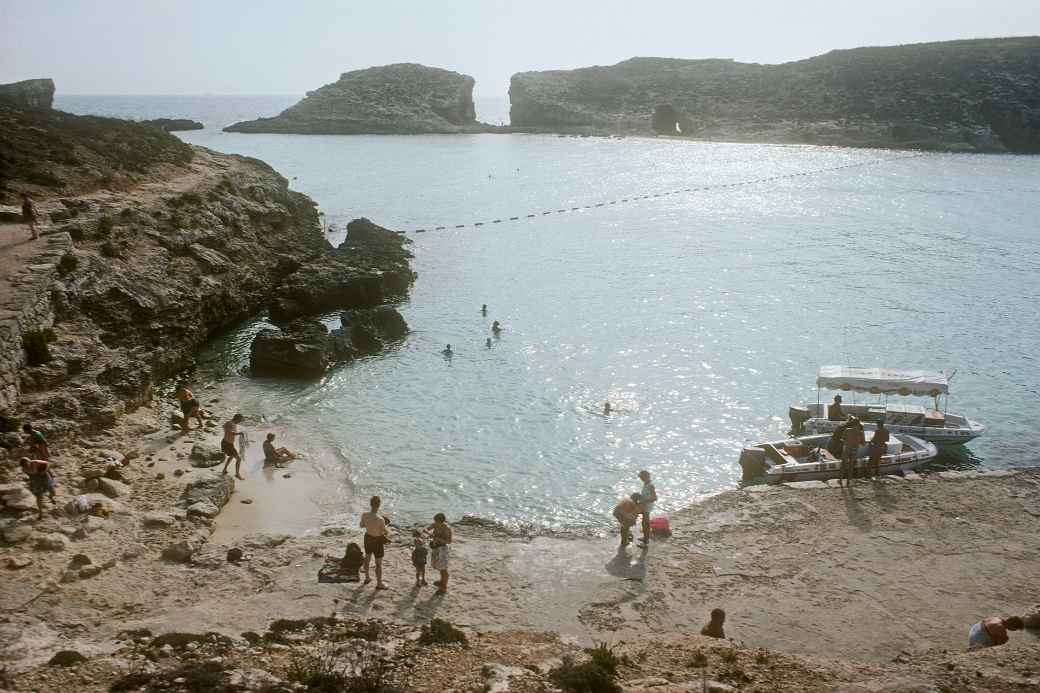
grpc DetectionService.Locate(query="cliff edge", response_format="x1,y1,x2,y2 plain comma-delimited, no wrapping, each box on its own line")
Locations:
225,63,490,135
509,37,1040,152
0,78,54,110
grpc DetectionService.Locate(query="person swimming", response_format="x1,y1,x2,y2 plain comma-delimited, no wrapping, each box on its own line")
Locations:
604,402,612,415
442,344,453,356
485,338,492,348
481,304,488,316
491,321,502,335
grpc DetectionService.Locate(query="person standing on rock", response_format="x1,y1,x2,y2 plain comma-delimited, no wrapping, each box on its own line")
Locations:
19,457,56,519
360,495,389,590
21,193,39,240
174,383,204,431
428,512,453,595
22,423,49,460
220,414,245,480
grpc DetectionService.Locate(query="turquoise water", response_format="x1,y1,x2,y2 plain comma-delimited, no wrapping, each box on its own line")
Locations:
60,96,1040,533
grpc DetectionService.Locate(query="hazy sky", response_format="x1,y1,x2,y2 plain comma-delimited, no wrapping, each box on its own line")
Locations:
3,0,1038,98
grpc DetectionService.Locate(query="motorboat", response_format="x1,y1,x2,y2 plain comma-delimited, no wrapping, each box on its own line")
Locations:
789,366,985,445
738,429,937,483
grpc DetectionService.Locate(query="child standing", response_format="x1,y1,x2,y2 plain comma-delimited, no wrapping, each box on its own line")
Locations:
411,530,428,587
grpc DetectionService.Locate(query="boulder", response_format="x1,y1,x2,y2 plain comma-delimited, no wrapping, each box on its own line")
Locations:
187,500,220,518
0,78,55,110
227,547,244,563
142,512,177,528
2,524,33,544
189,443,224,467
161,539,198,563
183,474,234,509
97,477,131,498
1,484,37,512
6,555,32,569
249,319,350,377
35,533,68,551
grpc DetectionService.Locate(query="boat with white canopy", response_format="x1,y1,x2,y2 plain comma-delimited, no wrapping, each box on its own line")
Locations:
739,429,937,482
789,366,985,445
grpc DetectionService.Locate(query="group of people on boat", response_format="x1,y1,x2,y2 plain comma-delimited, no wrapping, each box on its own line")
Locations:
823,395,890,485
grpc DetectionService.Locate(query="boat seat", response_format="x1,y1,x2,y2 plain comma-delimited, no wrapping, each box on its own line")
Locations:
924,410,946,427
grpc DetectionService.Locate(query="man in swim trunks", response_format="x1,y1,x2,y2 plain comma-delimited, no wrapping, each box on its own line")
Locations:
867,420,890,479
174,383,204,431
840,417,865,487
220,414,245,480
19,457,56,519
359,495,389,590
968,615,1023,650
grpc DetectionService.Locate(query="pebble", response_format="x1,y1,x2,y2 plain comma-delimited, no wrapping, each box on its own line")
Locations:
241,499,253,504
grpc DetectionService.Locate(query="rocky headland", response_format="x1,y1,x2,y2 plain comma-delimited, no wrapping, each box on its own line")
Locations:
225,63,496,135
140,118,205,132
509,37,1040,152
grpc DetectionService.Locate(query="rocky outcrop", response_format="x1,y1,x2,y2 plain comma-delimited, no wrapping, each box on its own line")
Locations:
141,118,204,132
268,218,414,321
509,37,1040,152
250,307,408,377
225,63,489,134
0,79,54,110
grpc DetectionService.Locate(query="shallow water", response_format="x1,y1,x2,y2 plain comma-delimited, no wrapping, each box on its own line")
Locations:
61,96,1040,534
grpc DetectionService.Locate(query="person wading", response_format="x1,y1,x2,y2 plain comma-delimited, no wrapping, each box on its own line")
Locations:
220,414,245,480
360,495,390,590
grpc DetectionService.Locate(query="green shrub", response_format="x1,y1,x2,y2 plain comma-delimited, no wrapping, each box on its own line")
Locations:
285,645,398,693
418,618,467,646
23,329,56,366
109,671,154,692
586,642,620,677
57,253,78,276
97,215,114,237
549,655,621,693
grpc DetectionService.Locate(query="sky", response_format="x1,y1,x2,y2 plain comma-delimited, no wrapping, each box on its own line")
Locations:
2,0,1038,99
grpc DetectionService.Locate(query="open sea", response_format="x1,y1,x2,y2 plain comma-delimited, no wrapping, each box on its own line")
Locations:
57,95,1040,534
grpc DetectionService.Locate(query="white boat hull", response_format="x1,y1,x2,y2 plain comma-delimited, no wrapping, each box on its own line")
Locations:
739,431,938,484
802,416,984,445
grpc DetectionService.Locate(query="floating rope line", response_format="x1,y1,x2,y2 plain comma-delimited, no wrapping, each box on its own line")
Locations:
399,152,924,235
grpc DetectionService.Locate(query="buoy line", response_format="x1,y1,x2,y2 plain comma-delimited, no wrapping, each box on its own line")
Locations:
397,152,925,235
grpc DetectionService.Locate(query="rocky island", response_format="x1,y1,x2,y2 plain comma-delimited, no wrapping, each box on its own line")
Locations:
225,63,494,135
140,118,205,132
510,37,1040,152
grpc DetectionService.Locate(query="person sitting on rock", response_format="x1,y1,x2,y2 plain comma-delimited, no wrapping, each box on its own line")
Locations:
262,433,296,465
701,608,726,639
19,457,56,519
22,423,49,460
174,383,204,431
968,615,1023,650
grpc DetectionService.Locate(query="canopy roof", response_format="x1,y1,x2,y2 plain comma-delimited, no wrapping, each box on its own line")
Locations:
817,366,949,396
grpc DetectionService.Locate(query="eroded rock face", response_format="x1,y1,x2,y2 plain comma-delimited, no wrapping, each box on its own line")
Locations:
508,37,1040,152
226,63,487,134
141,118,204,132
0,78,54,110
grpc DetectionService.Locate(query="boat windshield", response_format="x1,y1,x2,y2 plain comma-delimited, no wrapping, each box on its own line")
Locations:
816,366,948,397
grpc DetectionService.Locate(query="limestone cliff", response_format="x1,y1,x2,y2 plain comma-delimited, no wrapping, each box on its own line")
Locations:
0,78,55,110
509,37,1040,152
0,100,413,437
141,118,205,132
225,63,487,134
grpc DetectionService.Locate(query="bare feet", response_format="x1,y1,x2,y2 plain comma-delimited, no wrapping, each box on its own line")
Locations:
235,474,245,481
435,588,447,595
376,583,388,590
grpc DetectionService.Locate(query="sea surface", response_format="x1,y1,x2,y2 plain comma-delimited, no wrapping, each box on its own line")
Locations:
58,95,1040,534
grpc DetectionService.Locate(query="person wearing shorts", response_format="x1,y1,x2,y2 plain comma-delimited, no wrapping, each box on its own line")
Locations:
19,457,56,518
360,495,389,589
428,512,453,595
220,414,245,480
175,383,204,431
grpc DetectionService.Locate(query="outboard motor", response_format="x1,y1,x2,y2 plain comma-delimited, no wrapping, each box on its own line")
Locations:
789,405,810,435
738,447,767,481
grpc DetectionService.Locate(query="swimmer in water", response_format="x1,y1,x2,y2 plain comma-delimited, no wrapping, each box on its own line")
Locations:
481,304,488,316
442,344,453,357
491,321,502,335
485,338,492,348
604,402,612,415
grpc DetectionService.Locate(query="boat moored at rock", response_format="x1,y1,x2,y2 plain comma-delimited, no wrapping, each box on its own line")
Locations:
790,366,985,446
